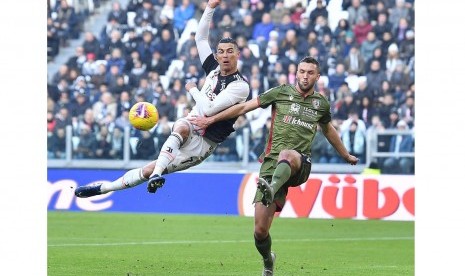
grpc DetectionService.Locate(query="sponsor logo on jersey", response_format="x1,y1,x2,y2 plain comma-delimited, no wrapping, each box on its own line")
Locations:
302,107,318,118
282,115,315,130
312,99,320,109
289,103,301,114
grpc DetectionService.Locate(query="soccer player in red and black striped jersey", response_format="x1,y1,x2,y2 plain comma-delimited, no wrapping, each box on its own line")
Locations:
189,56,359,275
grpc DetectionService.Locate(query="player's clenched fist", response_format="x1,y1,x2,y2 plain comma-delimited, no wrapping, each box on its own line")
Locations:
208,0,221,9
185,82,197,92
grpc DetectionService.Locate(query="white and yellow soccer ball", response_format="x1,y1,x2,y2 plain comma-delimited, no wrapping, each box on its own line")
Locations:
129,102,159,131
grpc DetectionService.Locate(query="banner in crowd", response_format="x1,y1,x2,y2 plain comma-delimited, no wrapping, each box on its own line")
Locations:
48,169,414,221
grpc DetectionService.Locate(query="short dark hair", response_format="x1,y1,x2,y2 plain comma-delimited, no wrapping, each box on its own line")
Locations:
218,37,239,50
299,56,320,73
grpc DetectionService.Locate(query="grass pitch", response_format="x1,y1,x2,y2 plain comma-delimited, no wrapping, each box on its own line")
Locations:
48,211,414,275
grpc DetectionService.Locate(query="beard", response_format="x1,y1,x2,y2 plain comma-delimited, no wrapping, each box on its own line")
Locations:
297,79,313,93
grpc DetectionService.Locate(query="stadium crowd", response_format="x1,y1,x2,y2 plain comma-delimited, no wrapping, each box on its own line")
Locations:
47,0,415,174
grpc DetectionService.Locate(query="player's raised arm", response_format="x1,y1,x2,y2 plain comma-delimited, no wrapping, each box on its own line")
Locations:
188,98,260,129
319,121,359,165
195,0,221,64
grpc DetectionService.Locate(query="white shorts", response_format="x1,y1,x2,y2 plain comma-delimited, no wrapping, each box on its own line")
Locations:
165,118,217,174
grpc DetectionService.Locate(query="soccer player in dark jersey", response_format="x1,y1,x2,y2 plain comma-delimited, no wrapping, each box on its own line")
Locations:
189,56,359,276
74,0,250,198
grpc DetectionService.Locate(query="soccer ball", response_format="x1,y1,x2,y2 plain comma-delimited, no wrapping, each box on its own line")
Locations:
129,102,159,131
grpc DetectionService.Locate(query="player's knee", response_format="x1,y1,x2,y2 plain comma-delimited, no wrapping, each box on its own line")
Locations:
173,121,190,141
254,224,269,240
141,162,156,178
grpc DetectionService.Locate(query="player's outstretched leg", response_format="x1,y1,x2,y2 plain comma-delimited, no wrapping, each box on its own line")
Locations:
257,178,275,207
75,182,103,198
147,174,165,193
75,167,149,198
262,251,276,276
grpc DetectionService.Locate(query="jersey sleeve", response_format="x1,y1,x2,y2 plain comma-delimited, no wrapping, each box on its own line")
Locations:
195,5,215,70
258,86,281,108
318,95,332,124
201,54,219,76
190,80,250,117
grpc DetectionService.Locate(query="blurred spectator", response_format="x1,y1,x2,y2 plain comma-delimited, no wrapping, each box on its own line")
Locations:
399,30,415,62
385,43,403,81
389,0,411,31
47,17,60,60
81,53,99,76
352,15,372,46
48,127,67,159
353,78,373,107
182,45,203,74
114,108,132,134
341,109,367,134
335,94,358,121
333,18,350,45
116,91,133,118
342,121,366,163
156,93,176,121
111,75,132,100
378,94,397,128
270,1,290,25
93,91,117,128
358,96,376,128
393,17,411,44
234,115,255,161
95,126,112,159
365,59,387,95
360,31,381,62
239,46,259,77
69,91,92,119
372,12,392,41
134,0,156,26
82,31,101,58
316,78,332,101
398,96,415,128
390,63,412,93
344,46,365,76
53,0,80,46
276,14,297,43
134,131,158,160
309,0,328,25
347,0,368,27
313,15,332,42
382,120,414,174
100,28,124,58
252,12,275,43
73,124,98,159
328,63,348,93
55,105,73,129
232,0,253,23
128,59,148,89
232,14,255,41
173,0,195,34
109,127,125,160
153,29,177,65
107,1,128,25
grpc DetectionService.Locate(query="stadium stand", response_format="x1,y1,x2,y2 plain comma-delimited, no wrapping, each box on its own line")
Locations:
47,0,415,175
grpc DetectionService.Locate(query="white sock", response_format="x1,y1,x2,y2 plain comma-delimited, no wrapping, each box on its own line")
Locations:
150,132,183,177
100,168,147,193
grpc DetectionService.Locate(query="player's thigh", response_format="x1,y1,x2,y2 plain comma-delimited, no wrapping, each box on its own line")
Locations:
166,134,217,173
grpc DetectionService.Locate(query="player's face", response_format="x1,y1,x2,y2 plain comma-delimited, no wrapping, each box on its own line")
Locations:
216,43,240,74
296,62,320,93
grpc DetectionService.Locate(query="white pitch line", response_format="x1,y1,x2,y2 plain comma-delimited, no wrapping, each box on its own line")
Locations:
48,236,413,247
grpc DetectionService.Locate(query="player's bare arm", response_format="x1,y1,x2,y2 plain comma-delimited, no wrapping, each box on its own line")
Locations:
319,121,359,165
189,98,260,129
